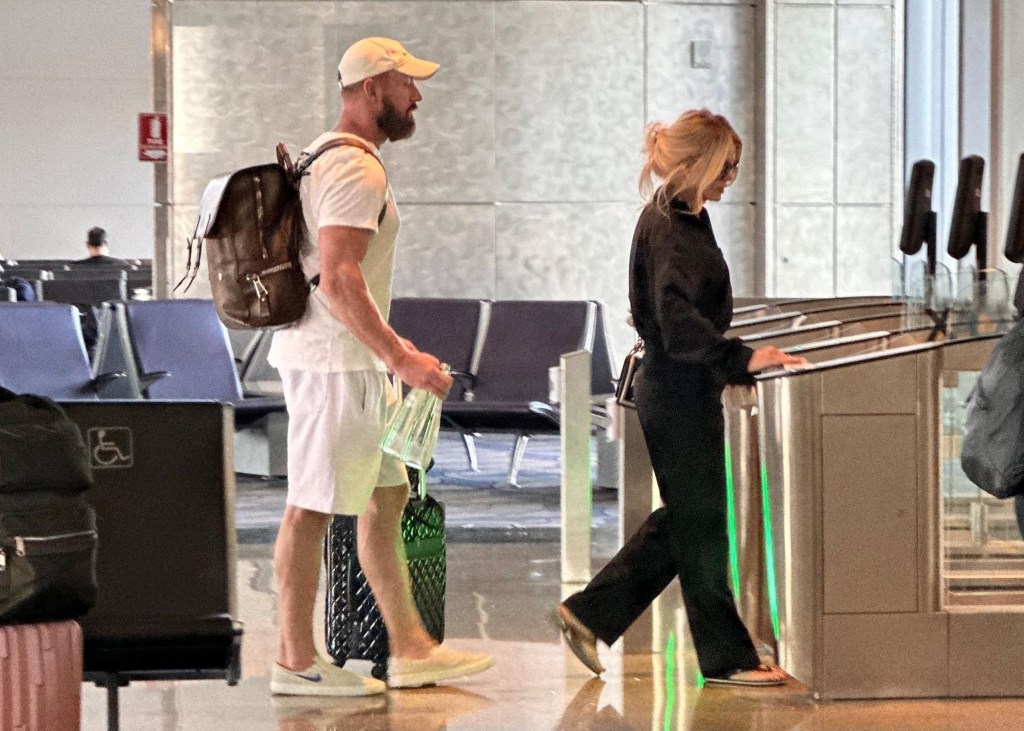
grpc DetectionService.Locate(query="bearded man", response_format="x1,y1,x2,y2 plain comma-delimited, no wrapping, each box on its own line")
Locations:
267,37,493,697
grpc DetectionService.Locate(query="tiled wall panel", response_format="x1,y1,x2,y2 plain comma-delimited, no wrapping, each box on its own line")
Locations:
163,0,902,343
495,202,638,354
711,202,758,296
837,6,894,204
173,1,497,205
766,0,900,297
495,2,644,202
329,2,497,203
775,205,835,296
775,5,835,205
391,204,497,299
836,205,895,295
171,17,265,172
646,2,758,204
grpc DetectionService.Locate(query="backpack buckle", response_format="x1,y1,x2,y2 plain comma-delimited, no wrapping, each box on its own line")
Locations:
246,273,269,302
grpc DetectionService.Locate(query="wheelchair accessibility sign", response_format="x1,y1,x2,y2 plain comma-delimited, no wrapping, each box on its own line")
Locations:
88,427,133,469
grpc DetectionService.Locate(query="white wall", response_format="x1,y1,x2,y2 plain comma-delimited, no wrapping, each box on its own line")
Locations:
0,0,154,262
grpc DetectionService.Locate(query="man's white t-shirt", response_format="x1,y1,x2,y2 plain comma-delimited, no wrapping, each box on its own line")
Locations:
268,132,399,373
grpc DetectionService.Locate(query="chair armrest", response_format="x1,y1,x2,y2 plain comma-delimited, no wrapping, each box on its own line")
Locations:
450,369,475,384
530,400,612,432
139,370,171,389
528,401,560,427
450,369,477,390
91,371,127,391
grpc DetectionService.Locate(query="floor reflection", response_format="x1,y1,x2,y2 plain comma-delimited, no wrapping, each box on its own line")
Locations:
79,540,1024,730
272,686,492,731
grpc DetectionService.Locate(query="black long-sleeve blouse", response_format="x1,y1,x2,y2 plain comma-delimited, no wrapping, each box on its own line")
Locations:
628,197,755,388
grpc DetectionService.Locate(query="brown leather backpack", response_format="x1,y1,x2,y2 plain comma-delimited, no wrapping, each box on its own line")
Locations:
176,137,382,329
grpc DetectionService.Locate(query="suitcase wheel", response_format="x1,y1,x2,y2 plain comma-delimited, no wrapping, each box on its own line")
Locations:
372,663,387,681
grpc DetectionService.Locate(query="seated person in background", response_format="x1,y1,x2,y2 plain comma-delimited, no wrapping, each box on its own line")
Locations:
74,227,129,267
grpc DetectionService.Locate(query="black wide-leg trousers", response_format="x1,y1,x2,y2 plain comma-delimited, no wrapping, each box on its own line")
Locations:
563,364,760,679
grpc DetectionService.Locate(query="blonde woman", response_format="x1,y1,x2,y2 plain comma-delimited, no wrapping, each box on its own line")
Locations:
554,110,805,686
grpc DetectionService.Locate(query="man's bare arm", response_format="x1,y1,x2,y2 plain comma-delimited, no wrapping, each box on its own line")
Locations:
317,224,450,397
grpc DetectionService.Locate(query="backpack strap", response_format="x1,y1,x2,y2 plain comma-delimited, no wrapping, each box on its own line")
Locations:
296,136,390,288
294,135,387,186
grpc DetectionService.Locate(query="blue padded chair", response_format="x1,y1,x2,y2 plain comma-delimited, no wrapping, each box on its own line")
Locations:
36,275,128,356
111,299,287,476
113,299,285,423
0,302,125,399
226,327,265,377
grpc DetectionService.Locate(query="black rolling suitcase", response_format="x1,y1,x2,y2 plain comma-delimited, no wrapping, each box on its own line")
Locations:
324,466,446,679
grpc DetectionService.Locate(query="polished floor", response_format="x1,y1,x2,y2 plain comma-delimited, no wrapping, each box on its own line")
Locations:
78,435,1024,729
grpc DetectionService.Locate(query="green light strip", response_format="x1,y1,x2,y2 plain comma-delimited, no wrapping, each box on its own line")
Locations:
723,441,741,599
760,462,781,641
664,631,677,730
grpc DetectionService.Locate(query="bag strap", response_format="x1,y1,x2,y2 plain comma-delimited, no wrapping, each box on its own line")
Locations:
292,135,388,185
294,136,390,289
409,465,428,502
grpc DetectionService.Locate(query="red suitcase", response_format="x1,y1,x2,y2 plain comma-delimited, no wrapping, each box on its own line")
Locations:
0,620,82,731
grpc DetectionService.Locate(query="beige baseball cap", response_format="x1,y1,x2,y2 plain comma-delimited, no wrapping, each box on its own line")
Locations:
338,37,440,88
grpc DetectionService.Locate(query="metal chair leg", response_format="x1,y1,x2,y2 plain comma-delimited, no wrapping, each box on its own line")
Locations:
105,673,122,731
461,432,479,472
509,433,530,487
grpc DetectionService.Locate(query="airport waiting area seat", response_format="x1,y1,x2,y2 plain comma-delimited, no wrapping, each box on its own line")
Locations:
0,302,242,730
62,400,242,731
388,297,487,402
439,299,613,485
36,276,130,355
225,297,618,483
233,297,617,483
0,302,125,399
111,299,285,420
107,299,288,476
388,297,489,468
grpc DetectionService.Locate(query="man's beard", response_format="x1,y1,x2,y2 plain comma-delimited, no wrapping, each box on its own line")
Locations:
378,98,416,142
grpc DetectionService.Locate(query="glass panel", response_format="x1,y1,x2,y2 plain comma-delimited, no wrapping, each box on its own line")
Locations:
942,370,1024,607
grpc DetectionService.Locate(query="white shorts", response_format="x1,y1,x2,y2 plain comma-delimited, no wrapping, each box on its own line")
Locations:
280,369,408,515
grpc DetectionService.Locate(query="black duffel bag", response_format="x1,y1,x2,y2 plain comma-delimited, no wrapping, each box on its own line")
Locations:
0,387,98,623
